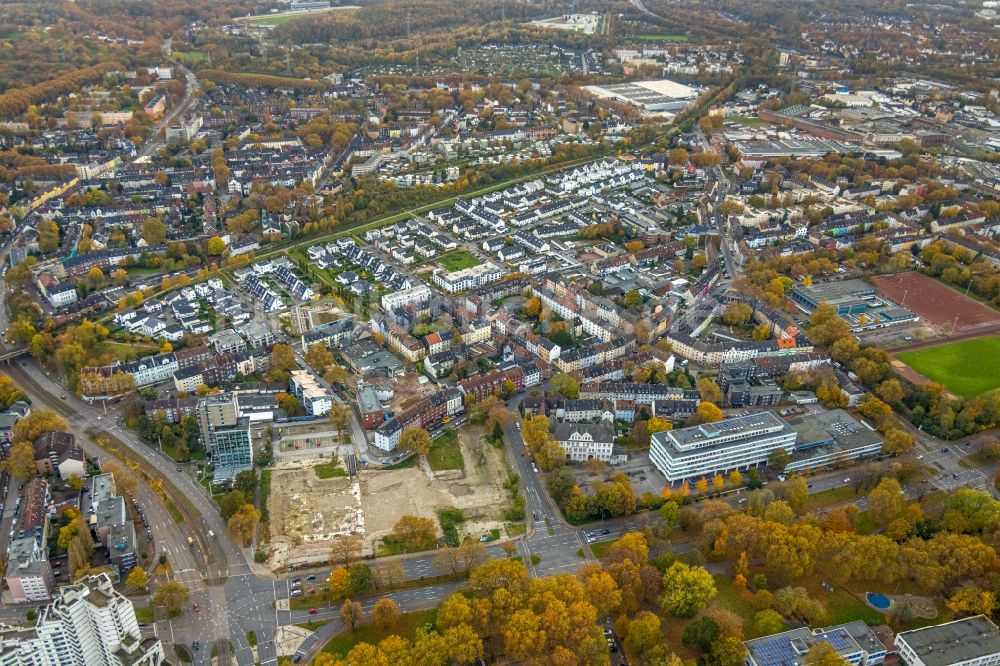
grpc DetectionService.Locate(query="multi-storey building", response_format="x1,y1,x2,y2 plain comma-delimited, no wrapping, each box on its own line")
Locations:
895,616,1000,666
289,370,333,417
432,263,504,294
649,411,796,482
197,394,253,482
0,573,166,665
745,621,888,666
550,422,624,463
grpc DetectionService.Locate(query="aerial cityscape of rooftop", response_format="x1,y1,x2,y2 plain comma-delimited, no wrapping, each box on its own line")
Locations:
1,0,1000,663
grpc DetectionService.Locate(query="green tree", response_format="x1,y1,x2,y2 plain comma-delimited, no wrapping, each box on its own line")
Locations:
754,609,786,635
768,448,791,472
659,562,717,617
551,373,580,399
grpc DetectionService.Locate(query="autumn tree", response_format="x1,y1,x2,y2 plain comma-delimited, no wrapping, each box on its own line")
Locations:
153,581,189,615
3,442,37,483
126,567,149,590
340,598,363,630
389,515,436,551
946,585,996,617
551,373,580,399
805,641,849,666
869,477,905,527
694,402,724,424
372,598,400,635
722,301,753,326
13,409,66,445
697,378,725,404
305,343,334,374
227,504,260,547
327,567,351,601
399,427,432,456
142,218,167,245
268,343,298,383
624,611,662,656
659,562,717,617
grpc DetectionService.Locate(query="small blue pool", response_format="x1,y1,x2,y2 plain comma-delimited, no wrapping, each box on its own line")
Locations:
867,592,891,609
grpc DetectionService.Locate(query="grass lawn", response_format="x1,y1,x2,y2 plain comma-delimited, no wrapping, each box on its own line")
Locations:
437,251,482,272
245,13,310,25
178,50,206,62
897,336,1000,397
314,461,347,479
289,589,329,611
729,116,772,128
506,522,526,537
322,609,437,656
589,539,616,559
296,619,331,631
629,33,689,42
803,485,861,512
135,606,155,623
713,576,759,631
427,431,464,471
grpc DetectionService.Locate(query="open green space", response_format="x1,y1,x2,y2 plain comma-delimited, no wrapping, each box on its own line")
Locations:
314,461,347,479
897,336,1000,397
589,539,616,559
427,431,464,471
177,50,206,62
322,609,437,656
135,606,155,623
437,251,482,272
289,589,329,611
629,34,690,42
729,116,772,128
245,13,312,25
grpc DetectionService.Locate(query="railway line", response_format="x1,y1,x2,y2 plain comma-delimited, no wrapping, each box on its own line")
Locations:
5,364,224,576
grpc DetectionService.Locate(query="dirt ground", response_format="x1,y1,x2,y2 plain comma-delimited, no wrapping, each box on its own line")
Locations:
266,426,512,570
874,272,1000,333
389,372,438,413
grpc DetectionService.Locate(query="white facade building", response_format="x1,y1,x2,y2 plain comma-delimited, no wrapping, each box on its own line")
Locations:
289,370,333,417
381,285,432,311
896,616,1000,666
649,411,796,482
0,573,166,666
432,263,504,294
550,422,622,463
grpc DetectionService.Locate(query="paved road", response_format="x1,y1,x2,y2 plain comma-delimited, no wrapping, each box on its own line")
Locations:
10,353,1000,665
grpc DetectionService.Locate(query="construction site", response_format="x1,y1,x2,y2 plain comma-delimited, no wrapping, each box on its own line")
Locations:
264,426,516,571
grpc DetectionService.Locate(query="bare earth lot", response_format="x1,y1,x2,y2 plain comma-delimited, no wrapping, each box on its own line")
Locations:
266,427,511,570
874,271,1000,333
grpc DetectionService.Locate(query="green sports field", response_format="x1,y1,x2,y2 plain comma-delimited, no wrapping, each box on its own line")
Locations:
897,336,1000,397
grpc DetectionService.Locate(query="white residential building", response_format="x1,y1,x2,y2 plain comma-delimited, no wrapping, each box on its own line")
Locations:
896,616,1000,666
550,422,623,464
432,262,504,294
381,284,432,311
649,411,796,482
289,370,332,417
0,573,166,666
